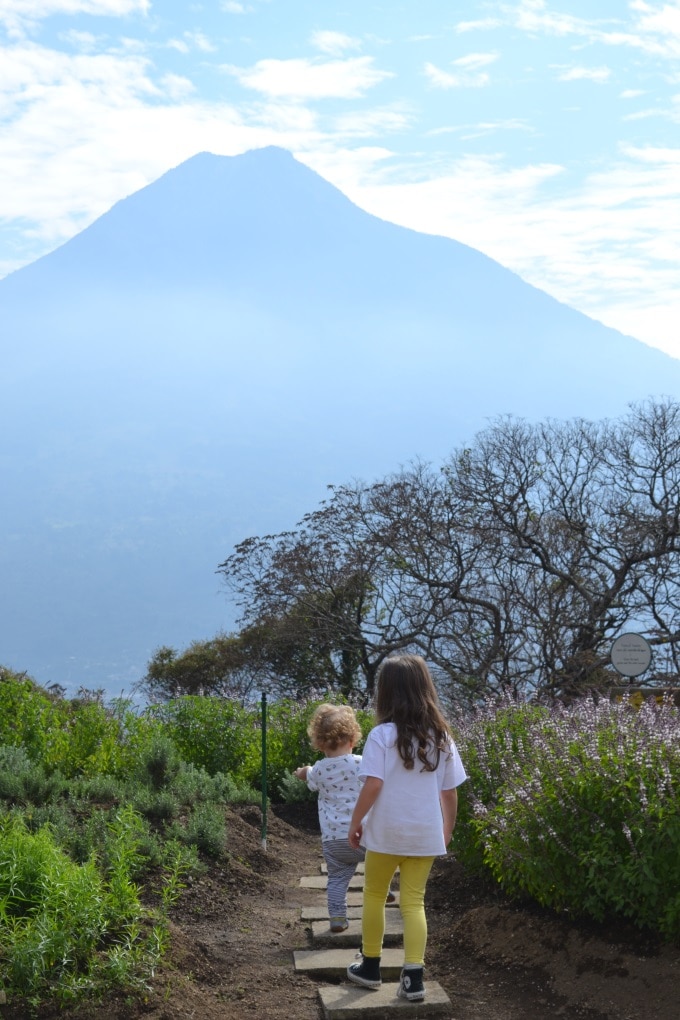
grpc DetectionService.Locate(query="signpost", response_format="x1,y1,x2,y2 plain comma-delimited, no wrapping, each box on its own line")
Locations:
261,692,268,852
610,632,652,678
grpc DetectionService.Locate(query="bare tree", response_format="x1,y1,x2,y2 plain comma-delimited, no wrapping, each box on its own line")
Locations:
217,399,680,703
218,490,426,703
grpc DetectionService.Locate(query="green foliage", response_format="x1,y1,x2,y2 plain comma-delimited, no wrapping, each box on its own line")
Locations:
133,733,181,791
255,696,373,798
132,789,181,823
140,633,259,701
71,773,122,805
0,745,67,806
44,697,125,778
256,698,314,794
149,696,254,777
0,670,55,762
453,695,680,940
0,807,181,1004
172,802,227,858
277,770,316,804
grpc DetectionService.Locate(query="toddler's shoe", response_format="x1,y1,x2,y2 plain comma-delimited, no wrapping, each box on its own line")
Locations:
330,917,349,933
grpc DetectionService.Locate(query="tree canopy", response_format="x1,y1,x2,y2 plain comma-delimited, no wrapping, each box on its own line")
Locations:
166,399,680,705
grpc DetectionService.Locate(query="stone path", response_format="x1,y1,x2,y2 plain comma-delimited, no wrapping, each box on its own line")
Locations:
293,860,454,1019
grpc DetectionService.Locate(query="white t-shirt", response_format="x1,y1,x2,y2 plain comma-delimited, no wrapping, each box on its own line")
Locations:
359,722,467,857
306,753,362,842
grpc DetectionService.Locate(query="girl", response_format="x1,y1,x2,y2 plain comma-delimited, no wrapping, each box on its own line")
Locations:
295,703,366,933
346,655,467,1002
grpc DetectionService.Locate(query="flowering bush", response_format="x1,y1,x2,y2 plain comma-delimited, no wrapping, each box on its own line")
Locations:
452,694,680,940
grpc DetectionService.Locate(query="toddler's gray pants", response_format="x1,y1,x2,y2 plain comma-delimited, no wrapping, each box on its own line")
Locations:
322,838,365,919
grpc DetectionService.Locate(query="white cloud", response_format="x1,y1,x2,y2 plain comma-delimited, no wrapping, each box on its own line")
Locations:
557,65,612,82
426,117,533,139
221,1,246,13
1,3,679,365
509,0,680,59
629,1,680,38
455,18,503,33
58,29,99,51
622,105,667,120
185,31,216,53
0,0,148,37
455,52,498,69
0,0,146,13
159,72,195,99
310,30,361,56
0,40,300,256
424,52,497,89
514,0,589,38
332,106,411,137
458,118,534,140
167,31,217,55
224,56,393,100
325,143,680,359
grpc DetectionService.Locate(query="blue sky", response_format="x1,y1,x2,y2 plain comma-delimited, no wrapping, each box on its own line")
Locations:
1,0,679,357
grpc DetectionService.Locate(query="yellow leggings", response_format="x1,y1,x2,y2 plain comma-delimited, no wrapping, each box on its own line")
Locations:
362,850,435,964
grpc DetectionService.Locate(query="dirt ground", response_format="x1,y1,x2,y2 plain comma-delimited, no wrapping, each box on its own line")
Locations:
4,801,679,1020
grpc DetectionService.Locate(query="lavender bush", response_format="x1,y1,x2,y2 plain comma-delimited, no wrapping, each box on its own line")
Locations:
451,694,680,939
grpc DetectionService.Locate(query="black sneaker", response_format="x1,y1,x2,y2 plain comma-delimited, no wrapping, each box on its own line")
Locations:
346,954,382,990
398,966,425,1001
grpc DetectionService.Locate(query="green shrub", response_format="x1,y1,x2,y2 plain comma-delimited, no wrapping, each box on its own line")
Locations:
71,773,123,805
172,802,227,858
278,770,316,804
0,672,54,763
453,694,680,940
149,696,255,778
132,789,180,823
134,733,181,791
44,699,125,779
0,745,68,806
261,697,373,801
0,808,168,1003
209,771,260,805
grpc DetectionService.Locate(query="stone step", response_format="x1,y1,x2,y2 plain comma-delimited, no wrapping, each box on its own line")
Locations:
318,982,452,1019
300,874,364,890
301,906,363,922
302,892,400,920
294,947,405,982
311,912,403,948
321,862,365,874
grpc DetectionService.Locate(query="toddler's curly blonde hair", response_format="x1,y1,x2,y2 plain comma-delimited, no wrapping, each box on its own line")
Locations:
307,703,362,751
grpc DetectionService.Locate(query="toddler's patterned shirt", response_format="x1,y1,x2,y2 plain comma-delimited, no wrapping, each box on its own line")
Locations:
306,753,362,842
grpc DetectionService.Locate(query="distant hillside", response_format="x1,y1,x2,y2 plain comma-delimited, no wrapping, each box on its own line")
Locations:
1,146,678,693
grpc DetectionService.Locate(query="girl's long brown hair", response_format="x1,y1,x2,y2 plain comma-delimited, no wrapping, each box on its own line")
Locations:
374,655,450,771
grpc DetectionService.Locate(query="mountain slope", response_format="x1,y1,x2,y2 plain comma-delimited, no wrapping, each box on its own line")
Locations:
1,146,678,692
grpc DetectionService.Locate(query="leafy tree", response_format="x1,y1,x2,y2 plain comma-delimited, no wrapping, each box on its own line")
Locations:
138,632,262,703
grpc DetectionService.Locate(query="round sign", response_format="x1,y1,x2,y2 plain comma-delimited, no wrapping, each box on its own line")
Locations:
610,633,652,677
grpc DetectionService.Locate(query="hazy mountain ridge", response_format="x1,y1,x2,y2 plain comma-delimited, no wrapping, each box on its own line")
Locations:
2,146,678,693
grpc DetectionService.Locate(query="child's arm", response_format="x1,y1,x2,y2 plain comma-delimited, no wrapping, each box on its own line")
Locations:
440,787,458,848
294,766,311,781
348,776,383,848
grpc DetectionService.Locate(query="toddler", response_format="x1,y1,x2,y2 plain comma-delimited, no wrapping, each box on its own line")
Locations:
295,703,365,932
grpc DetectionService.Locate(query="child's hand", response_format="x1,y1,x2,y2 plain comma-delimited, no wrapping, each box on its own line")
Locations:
348,822,363,849
294,766,309,781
